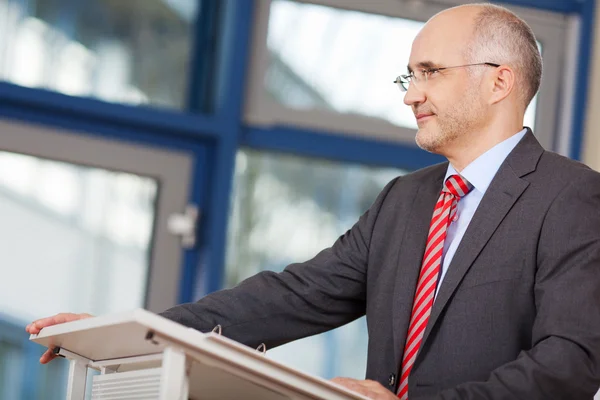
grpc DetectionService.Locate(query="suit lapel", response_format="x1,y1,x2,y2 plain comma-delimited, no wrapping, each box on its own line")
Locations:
392,168,445,367
418,130,543,352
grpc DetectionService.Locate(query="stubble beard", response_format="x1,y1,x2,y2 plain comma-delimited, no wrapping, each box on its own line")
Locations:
415,89,485,155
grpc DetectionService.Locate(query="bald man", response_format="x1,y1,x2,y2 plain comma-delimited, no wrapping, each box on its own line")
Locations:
27,3,600,399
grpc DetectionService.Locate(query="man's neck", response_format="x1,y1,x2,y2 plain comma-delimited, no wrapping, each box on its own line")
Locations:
445,124,524,172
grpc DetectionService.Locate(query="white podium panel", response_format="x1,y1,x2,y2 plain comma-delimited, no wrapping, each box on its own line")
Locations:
30,309,368,400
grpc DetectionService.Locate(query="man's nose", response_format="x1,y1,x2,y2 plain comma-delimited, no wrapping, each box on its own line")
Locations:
403,82,426,106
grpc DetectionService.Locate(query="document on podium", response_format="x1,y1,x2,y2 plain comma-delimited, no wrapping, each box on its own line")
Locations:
29,309,370,400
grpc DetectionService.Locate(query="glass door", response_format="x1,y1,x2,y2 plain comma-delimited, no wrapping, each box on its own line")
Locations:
0,117,194,399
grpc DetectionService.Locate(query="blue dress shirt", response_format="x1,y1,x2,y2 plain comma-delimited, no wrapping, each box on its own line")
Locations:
435,128,528,298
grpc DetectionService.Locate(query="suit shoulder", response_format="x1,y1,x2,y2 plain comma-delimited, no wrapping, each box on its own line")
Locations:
537,150,599,181
540,149,591,170
532,150,600,196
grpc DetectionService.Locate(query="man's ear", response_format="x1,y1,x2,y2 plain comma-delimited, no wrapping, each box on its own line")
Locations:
489,65,515,105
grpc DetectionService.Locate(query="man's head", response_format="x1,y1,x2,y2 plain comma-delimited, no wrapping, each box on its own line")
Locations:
404,4,542,158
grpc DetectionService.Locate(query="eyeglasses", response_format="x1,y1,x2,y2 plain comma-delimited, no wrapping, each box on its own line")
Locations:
394,62,500,92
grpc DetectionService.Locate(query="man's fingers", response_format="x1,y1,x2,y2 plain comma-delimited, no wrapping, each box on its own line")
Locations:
24,313,94,365
26,314,67,334
331,377,393,399
40,348,57,364
26,313,92,334
332,377,366,393
331,377,354,386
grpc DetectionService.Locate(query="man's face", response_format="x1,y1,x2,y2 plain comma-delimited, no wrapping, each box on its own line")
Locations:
404,12,488,155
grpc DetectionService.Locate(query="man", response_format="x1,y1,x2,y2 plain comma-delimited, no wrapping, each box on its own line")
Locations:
26,3,600,399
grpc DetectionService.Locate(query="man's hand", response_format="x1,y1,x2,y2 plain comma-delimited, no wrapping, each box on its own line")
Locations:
331,377,397,400
25,313,94,364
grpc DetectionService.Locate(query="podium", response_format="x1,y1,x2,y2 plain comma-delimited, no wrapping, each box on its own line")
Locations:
29,309,368,400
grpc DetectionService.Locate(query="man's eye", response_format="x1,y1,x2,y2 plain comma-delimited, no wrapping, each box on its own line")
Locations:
426,69,440,76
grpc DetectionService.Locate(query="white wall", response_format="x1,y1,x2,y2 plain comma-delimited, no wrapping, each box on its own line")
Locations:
583,3,600,170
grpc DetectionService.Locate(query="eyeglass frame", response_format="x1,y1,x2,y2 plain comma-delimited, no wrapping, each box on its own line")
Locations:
394,62,501,92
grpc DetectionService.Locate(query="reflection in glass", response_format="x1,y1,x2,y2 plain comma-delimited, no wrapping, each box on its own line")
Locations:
0,151,158,399
226,148,407,379
0,0,196,109
266,0,538,131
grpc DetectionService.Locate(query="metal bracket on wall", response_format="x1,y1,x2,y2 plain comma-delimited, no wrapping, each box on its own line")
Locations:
167,204,200,249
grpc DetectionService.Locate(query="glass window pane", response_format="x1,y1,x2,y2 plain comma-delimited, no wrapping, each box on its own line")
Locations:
0,0,197,109
226,148,408,379
0,151,158,398
265,0,538,131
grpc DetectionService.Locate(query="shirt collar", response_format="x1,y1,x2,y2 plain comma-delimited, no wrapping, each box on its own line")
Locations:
444,128,528,195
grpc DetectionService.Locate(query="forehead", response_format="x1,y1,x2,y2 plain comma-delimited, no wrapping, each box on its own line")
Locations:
408,13,474,70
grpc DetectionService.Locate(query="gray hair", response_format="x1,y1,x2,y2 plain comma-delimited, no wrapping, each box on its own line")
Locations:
463,4,542,109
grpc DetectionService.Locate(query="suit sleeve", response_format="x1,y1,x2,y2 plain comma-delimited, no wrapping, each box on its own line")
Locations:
418,170,600,400
159,176,401,349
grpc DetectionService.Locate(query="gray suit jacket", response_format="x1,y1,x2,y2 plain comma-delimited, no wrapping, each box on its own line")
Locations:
161,131,600,399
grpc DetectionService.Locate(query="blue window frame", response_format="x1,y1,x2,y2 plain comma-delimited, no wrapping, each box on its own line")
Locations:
0,0,594,389
0,0,593,294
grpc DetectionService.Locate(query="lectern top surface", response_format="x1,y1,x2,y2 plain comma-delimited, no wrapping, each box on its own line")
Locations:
30,308,190,361
29,309,370,400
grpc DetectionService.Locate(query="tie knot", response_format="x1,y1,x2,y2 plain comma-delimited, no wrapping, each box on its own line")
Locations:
444,174,473,198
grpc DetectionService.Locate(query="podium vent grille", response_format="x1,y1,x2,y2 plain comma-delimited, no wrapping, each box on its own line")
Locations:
91,367,162,400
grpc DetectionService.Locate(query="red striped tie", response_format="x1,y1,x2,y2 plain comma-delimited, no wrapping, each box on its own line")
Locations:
397,174,473,399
